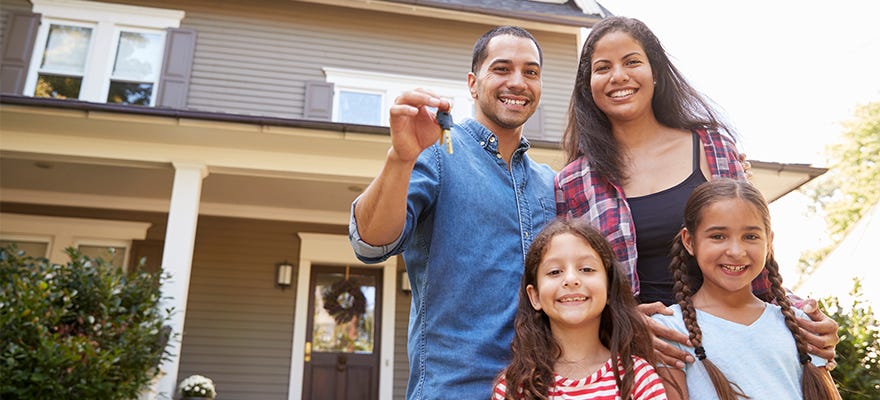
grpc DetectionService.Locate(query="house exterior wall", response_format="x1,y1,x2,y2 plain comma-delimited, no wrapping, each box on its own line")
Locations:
1,0,580,140
0,0,582,397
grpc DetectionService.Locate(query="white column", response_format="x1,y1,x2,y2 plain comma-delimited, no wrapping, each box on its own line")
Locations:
155,162,208,399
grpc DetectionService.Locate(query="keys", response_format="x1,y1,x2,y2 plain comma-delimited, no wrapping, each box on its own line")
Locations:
436,110,453,154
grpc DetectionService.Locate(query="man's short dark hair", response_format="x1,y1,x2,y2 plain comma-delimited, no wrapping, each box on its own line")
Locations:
471,26,543,73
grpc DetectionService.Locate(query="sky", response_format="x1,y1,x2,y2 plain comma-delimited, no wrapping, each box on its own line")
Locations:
596,1,880,291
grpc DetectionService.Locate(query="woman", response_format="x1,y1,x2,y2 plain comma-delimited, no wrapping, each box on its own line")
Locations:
555,15,838,369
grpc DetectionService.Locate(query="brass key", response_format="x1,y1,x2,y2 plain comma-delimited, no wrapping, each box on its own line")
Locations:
436,110,453,154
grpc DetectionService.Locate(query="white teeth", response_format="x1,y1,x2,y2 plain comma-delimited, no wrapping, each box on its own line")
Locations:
501,98,526,106
610,89,634,98
721,264,747,272
560,296,586,303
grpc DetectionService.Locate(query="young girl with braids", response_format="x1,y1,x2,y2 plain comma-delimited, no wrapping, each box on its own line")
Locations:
652,179,840,399
493,218,667,399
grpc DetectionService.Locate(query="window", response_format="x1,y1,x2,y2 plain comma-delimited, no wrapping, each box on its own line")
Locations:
323,67,474,127
0,213,150,271
24,0,184,106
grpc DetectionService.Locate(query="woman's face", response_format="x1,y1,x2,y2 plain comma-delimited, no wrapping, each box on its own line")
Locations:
589,31,655,125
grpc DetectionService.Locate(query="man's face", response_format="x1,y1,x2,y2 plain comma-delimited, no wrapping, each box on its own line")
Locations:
467,34,542,136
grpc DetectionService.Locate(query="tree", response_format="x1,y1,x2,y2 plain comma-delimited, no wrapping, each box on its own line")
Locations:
819,279,880,398
0,246,173,399
797,101,880,278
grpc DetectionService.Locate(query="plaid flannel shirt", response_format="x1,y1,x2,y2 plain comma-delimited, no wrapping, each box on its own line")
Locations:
555,129,772,300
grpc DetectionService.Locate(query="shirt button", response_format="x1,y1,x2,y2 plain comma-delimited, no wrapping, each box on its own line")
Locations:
524,232,529,238
496,153,502,158
480,141,486,146
489,136,496,143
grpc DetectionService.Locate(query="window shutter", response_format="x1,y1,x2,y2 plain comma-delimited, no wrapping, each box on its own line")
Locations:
0,12,40,95
523,105,544,139
304,81,334,121
156,27,196,108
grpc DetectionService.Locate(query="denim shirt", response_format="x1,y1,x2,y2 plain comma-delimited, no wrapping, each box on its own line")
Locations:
350,118,556,399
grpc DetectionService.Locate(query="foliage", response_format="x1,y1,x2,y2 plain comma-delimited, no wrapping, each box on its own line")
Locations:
0,245,173,400
798,101,880,277
819,279,880,399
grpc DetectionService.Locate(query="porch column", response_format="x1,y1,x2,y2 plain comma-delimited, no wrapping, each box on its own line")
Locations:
155,162,208,399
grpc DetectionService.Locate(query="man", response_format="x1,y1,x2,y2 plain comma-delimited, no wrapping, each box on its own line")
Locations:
349,26,556,399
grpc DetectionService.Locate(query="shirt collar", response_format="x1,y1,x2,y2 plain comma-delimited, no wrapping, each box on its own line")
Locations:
460,118,532,153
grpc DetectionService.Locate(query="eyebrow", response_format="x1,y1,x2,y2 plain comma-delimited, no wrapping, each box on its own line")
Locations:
703,225,764,232
592,51,644,66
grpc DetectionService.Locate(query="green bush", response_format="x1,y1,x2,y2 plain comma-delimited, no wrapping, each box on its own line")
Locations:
0,245,173,399
819,279,880,399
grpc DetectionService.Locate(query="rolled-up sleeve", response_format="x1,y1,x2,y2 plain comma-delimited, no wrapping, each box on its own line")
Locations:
348,196,405,264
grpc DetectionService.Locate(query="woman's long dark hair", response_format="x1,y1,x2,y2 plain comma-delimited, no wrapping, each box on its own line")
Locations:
669,179,841,399
498,217,656,399
562,16,736,183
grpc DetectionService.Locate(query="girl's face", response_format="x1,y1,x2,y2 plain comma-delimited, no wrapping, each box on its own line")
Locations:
589,30,655,125
682,199,773,296
527,233,608,332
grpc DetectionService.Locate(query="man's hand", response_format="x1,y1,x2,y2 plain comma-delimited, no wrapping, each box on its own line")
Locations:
388,89,452,163
639,302,694,369
797,298,840,366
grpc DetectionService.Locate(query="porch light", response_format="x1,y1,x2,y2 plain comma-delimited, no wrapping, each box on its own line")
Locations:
276,261,293,289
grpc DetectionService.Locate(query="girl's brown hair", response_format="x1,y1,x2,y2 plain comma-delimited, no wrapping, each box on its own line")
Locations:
497,217,656,399
669,179,840,399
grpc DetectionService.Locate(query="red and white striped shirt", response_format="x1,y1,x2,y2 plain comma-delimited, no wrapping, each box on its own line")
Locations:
493,356,667,400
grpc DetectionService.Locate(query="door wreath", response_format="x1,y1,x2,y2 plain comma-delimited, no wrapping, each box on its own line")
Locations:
322,278,366,324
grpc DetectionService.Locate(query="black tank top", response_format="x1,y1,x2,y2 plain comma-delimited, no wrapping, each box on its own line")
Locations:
628,133,706,305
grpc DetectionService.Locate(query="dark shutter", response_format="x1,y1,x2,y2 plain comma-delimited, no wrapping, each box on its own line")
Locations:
0,12,40,95
156,27,196,108
523,105,544,139
304,81,334,121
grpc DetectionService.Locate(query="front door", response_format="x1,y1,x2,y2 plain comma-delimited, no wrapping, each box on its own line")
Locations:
302,265,381,400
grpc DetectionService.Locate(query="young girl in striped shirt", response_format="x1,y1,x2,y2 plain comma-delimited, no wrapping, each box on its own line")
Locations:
493,218,667,399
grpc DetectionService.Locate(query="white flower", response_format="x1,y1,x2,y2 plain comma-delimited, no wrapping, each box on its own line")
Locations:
177,374,216,398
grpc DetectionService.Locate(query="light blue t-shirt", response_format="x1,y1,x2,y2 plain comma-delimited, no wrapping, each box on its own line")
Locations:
652,303,826,399
350,118,557,400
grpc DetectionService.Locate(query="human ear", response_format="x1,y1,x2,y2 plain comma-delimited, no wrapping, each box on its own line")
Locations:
467,72,478,98
526,284,542,311
681,228,695,256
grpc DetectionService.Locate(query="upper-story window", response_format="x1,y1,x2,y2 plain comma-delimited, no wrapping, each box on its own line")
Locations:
323,67,474,126
24,0,184,106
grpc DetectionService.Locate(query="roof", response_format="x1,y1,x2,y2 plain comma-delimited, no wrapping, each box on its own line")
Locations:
382,0,604,24
297,0,605,29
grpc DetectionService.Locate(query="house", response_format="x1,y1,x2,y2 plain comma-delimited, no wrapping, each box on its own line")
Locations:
0,1,824,399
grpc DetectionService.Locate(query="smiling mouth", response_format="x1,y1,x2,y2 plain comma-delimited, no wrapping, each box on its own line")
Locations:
721,264,747,272
609,89,635,98
559,296,587,303
500,97,527,106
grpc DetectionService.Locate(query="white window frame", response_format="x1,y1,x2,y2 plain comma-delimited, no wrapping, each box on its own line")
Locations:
0,233,54,258
0,213,151,271
323,67,474,127
24,0,185,106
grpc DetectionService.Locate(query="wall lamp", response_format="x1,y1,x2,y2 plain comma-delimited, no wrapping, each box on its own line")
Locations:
276,261,294,290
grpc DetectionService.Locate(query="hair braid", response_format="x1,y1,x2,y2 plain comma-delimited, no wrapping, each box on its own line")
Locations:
671,231,749,400
765,256,841,400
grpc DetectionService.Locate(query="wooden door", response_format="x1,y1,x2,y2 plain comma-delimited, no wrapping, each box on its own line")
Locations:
302,265,382,400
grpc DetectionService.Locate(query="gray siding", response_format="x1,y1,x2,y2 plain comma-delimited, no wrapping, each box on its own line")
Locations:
181,216,345,400
106,0,579,140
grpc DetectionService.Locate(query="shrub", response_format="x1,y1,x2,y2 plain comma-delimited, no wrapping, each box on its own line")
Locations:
819,279,880,399
0,245,173,399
